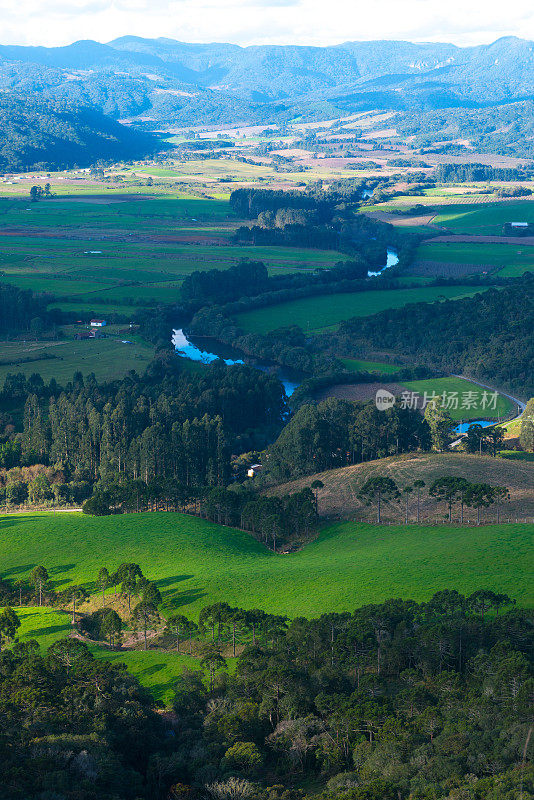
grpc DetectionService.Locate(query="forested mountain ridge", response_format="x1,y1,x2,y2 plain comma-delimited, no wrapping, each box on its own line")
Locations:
0,94,161,170
0,36,534,128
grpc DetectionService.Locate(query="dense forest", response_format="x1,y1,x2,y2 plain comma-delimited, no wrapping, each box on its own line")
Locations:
0,357,285,487
329,276,534,396
266,398,430,482
435,163,534,183
0,591,531,799
0,283,50,334
0,95,159,171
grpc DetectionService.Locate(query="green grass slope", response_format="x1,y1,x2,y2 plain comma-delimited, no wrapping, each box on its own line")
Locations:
1,511,532,616
234,286,485,334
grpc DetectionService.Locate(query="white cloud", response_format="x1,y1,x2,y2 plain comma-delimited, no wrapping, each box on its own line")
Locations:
0,0,533,48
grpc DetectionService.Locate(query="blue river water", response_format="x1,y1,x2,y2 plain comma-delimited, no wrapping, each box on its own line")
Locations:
172,329,301,396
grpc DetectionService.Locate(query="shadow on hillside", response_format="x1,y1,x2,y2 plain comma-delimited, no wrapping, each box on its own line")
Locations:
137,663,166,677
1,563,36,577
25,624,70,637
50,563,76,575
163,588,207,610
157,574,193,587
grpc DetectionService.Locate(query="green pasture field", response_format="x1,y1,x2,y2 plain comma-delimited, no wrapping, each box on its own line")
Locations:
1,512,531,618
0,336,154,387
415,241,534,277
0,196,234,228
433,199,534,235
3,511,531,702
340,357,401,374
234,285,485,334
402,376,515,421
18,607,72,650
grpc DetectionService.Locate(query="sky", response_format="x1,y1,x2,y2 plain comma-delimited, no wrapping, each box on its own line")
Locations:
0,0,533,49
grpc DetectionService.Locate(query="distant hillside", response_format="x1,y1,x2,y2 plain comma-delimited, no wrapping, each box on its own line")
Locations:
268,452,534,522
0,36,533,139
0,95,160,171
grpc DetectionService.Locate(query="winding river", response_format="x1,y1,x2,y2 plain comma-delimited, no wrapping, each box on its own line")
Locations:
172,328,302,396
172,243,521,434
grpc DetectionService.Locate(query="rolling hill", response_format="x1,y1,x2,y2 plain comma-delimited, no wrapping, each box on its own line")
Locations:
0,95,160,171
0,509,532,619
1,507,531,700
267,452,534,521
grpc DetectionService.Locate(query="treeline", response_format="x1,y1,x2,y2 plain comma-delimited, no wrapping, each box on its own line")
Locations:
234,222,343,250
436,162,534,183
0,282,51,334
81,482,318,550
266,398,431,482
230,186,406,263
330,276,534,396
0,357,286,487
181,259,270,303
230,187,334,220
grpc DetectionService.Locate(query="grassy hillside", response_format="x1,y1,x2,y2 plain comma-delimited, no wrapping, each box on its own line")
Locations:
234,286,483,334
269,452,534,521
1,510,532,617
434,199,534,235
4,508,531,702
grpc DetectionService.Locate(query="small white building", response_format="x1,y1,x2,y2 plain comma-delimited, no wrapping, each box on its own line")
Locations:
247,464,263,478
90,319,107,327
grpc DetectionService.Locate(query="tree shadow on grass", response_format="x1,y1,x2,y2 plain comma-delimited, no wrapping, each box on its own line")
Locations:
156,574,194,588
25,624,71,638
49,564,76,576
1,564,36,577
137,663,166,678
51,578,73,588
162,588,207,611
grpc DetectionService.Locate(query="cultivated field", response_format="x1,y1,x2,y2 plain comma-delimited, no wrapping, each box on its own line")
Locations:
0,196,346,320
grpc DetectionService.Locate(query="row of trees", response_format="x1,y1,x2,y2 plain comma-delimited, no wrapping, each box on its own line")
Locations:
358,475,510,524
81,482,318,551
2,359,286,487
